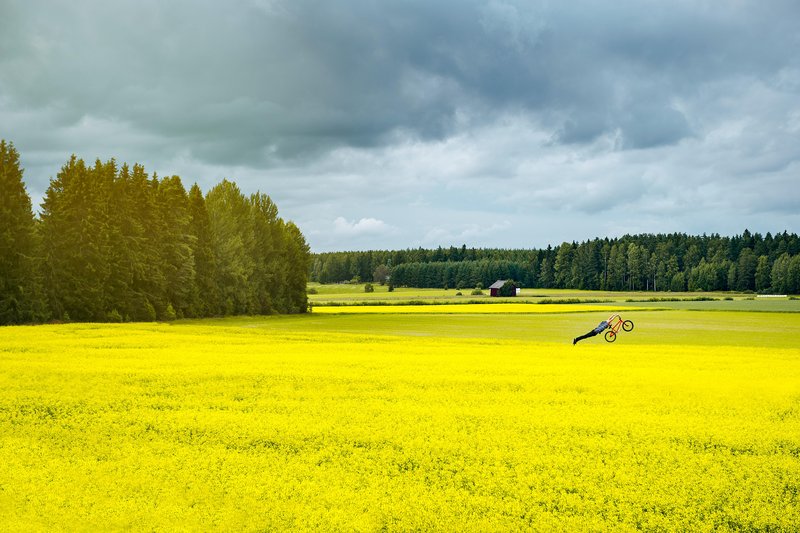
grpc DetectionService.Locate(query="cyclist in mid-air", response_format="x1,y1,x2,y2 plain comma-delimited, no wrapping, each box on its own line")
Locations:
573,314,618,345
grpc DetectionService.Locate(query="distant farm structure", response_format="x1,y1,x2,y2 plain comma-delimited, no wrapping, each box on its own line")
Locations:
489,280,518,297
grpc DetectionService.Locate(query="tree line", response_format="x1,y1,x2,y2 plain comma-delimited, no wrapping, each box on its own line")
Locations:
311,232,800,294
0,140,310,325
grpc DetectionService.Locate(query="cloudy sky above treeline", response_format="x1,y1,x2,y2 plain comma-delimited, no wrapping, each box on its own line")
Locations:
2,0,798,251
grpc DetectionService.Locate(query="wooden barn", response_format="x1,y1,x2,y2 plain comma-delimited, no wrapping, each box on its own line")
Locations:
488,279,517,297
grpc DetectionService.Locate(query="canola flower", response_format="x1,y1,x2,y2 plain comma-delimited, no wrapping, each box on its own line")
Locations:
1,320,799,531
312,303,643,314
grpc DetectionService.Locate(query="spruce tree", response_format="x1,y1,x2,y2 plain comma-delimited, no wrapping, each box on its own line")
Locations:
126,164,162,321
157,175,195,318
40,156,108,321
736,248,757,292
0,140,43,324
187,183,218,317
754,255,771,292
206,180,254,315
90,159,116,317
106,163,144,320
249,192,280,314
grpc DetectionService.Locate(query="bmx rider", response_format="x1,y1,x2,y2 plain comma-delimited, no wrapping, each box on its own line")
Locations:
573,315,616,345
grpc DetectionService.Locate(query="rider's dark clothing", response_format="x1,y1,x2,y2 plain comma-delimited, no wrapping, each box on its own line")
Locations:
573,320,608,344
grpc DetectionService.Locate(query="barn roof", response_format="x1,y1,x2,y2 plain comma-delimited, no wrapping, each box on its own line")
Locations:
488,280,508,289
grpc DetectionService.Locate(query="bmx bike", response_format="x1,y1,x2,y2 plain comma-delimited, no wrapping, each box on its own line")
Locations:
604,314,634,342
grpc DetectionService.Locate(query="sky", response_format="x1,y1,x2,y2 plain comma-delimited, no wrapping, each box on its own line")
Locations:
1,0,799,252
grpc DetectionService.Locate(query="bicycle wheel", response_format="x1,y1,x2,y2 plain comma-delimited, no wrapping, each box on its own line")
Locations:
622,320,634,332
604,330,616,343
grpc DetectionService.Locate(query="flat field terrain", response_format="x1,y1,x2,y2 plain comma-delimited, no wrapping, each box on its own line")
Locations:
1,292,799,531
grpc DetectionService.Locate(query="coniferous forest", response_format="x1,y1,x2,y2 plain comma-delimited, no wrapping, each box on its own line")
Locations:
312,235,800,294
0,140,310,325
3,139,800,327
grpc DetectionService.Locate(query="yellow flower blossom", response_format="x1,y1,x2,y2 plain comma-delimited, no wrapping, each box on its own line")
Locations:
0,317,798,531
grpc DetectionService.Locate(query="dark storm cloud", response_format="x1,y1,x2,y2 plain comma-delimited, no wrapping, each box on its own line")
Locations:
1,0,799,250
4,0,796,162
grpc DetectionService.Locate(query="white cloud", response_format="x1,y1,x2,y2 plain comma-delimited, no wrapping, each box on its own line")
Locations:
423,221,512,245
333,217,392,236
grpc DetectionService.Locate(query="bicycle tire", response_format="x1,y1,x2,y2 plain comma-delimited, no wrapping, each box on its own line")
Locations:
604,330,616,343
622,320,634,332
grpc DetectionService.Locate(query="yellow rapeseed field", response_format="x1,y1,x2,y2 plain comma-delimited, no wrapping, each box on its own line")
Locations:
313,303,643,314
1,318,799,531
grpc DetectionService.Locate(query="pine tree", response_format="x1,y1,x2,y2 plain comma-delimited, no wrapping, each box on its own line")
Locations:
608,244,627,291
127,165,163,321
187,183,218,317
755,255,771,293
249,192,280,314
787,255,800,294
538,255,554,288
553,243,574,288
40,156,109,321
269,218,289,312
0,140,43,324
105,163,138,319
91,159,116,316
283,221,311,313
206,180,254,315
771,253,791,294
157,175,196,318
736,248,757,292
627,243,647,291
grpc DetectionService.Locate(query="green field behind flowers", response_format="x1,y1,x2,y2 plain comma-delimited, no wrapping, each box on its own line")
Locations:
1,289,799,531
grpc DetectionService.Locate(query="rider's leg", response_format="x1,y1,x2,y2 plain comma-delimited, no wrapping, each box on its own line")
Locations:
573,329,599,344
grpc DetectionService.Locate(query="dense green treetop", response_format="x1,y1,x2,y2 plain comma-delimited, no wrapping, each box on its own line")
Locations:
0,140,310,324
0,140,44,323
311,232,800,294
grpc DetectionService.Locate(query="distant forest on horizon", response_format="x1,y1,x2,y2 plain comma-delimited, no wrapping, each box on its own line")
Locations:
311,230,800,295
